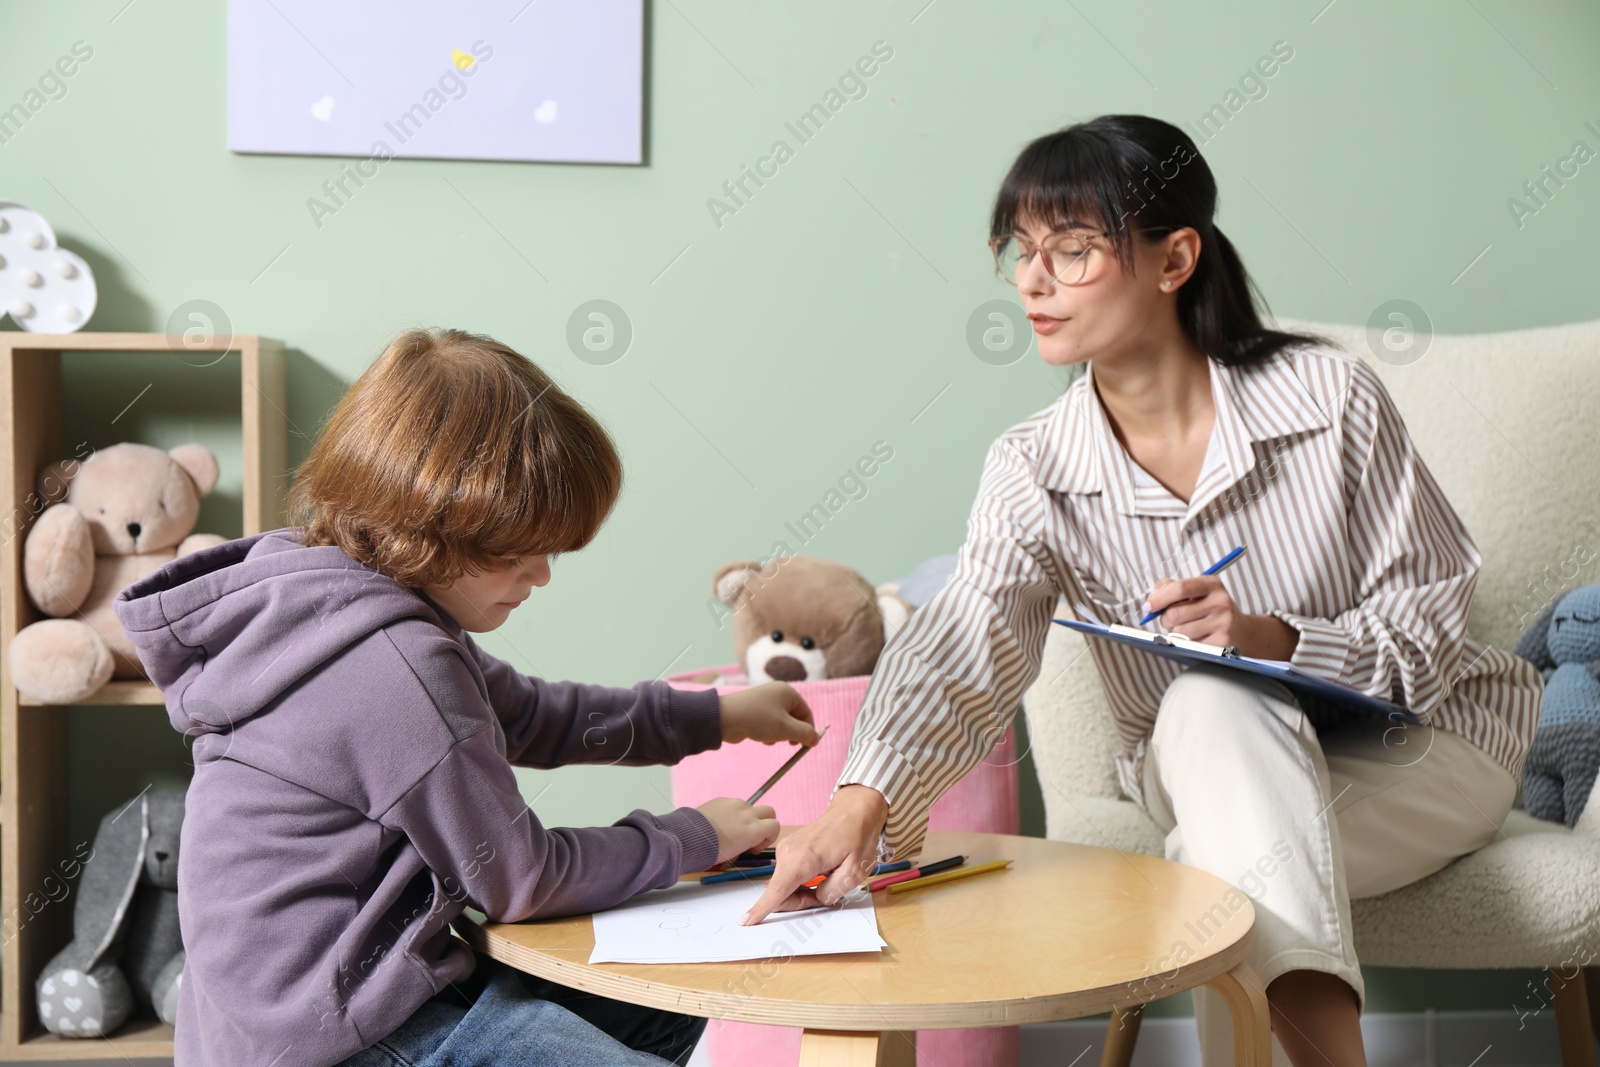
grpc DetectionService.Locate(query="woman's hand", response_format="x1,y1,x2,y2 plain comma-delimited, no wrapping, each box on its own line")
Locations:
739,785,888,925
719,682,820,747
1144,576,1299,660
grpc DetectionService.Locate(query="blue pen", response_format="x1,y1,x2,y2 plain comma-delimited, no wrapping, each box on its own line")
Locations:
701,859,911,886
1138,545,1246,625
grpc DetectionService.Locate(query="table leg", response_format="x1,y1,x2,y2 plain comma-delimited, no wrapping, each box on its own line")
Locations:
1100,1003,1144,1067
798,1028,916,1067
1204,962,1272,1066
1552,967,1600,1067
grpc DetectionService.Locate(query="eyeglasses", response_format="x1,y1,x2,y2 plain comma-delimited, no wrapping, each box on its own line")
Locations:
989,230,1108,286
989,225,1179,286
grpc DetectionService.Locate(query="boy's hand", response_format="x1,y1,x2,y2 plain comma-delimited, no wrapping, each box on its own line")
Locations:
696,797,780,864
719,682,820,747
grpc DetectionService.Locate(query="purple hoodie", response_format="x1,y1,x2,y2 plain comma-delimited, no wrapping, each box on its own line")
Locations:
113,528,723,1067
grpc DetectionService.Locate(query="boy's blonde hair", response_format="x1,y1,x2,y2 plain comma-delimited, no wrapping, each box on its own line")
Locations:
288,327,622,588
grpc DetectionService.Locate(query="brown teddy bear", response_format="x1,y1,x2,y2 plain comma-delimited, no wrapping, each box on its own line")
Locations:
7,442,225,704
700,556,911,685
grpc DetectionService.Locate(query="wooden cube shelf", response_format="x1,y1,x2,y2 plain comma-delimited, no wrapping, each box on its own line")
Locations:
11,1016,175,1060
0,332,287,1059
16,682,166,708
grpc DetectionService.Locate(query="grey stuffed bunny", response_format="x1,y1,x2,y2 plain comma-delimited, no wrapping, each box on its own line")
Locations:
35,786,185,1037
1514,584,1600,827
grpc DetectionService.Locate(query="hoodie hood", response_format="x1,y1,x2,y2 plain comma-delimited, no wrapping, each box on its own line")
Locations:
114,528,454,739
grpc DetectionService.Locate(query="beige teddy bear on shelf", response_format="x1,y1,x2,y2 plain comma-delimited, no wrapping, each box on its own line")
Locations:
7,442,225,704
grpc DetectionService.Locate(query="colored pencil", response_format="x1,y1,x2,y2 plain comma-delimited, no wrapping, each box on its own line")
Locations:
805,859,909,888
700,858,909,886
867,854,967,892
745,725,829,804
886,858,1013,894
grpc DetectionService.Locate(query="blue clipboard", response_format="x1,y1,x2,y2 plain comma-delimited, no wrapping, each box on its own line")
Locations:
1053,604,1421,726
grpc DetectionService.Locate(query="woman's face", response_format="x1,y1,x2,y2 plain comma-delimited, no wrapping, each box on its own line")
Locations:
1012,214,1195,368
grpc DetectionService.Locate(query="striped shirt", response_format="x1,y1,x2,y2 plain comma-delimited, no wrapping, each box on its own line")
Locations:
838,343,1543,862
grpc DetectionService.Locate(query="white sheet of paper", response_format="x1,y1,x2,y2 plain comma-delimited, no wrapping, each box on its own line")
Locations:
589,880,886,964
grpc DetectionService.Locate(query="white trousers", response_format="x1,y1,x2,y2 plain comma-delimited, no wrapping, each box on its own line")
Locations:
1138,664,1517,1066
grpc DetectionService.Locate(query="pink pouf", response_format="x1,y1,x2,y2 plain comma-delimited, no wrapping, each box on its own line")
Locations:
667,667,1021,1067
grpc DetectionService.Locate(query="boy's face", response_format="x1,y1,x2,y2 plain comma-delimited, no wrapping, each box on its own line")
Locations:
423,554,552,632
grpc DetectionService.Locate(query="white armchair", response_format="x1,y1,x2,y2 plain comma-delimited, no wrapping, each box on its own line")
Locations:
1021,316,1600,1065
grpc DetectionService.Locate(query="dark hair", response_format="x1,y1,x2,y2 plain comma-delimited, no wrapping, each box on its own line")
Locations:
989,114,1333,367
288,327,623,588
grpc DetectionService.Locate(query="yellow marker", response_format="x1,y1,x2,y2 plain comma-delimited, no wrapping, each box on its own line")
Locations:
886,858,1013,894
452,49,476,71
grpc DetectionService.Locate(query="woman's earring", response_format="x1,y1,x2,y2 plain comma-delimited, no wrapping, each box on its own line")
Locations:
1161,281,1171,290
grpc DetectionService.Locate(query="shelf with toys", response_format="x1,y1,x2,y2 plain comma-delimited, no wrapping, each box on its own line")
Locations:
0,331,285,1057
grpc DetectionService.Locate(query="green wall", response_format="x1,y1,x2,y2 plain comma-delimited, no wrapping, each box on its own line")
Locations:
6,0,1598,1020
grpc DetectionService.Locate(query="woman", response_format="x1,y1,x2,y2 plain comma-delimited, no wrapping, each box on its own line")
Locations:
740,114,1541,1066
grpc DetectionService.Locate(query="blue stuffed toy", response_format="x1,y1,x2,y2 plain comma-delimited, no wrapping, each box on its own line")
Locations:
1514,584,1600,827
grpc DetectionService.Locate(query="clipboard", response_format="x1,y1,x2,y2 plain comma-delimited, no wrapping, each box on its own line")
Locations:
1054,603,1422,726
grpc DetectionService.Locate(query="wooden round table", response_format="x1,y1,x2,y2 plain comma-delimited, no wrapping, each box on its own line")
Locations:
459,830,1271,1066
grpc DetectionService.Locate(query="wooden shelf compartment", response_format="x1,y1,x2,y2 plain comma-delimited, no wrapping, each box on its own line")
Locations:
0,1014,174,1060
0,332,286,1057
16,681,165,707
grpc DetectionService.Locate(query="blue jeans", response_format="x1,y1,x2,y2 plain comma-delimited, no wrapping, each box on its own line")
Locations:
334,955,706,1066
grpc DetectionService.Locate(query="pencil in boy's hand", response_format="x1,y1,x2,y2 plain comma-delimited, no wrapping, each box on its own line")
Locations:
745,725,829,804
885,858,1013,894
